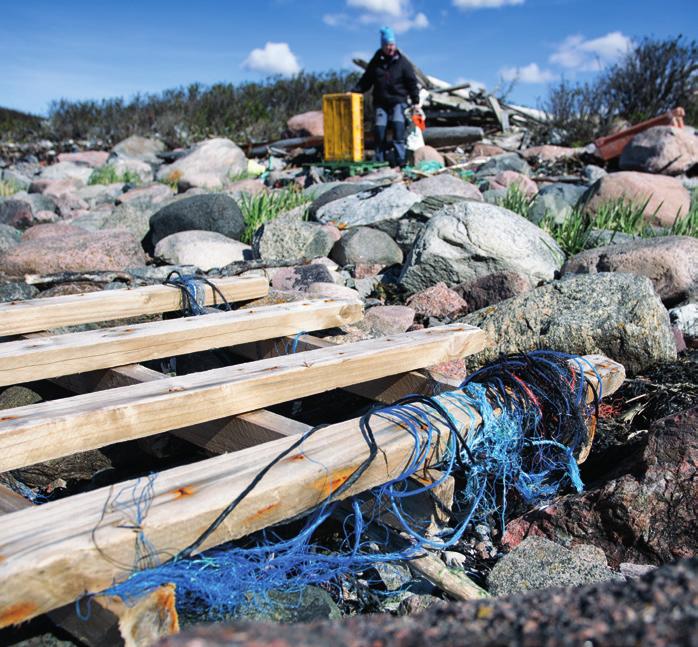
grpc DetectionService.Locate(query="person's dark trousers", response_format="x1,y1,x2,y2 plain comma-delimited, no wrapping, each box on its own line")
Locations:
374,103,406,165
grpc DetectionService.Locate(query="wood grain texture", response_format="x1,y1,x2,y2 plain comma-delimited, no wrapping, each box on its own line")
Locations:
0,276,268,337
0,324,486,471
0,299,363,386
0,353,623,625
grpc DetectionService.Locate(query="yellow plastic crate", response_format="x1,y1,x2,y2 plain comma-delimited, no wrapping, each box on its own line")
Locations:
323,93,364,162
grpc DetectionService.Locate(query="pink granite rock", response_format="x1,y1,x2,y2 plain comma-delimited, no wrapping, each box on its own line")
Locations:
287,110,324,137
455,271,533,312
0,229,148,275
620,126,698,176
361,305,415,336
522,145,580,163
406,282,468,319
226,178,267,196
585,171,691,227
471,143,505,158
490,170,538,197
57,151,110,167
22,223,88,241
413,146,445,166
118,183,174,206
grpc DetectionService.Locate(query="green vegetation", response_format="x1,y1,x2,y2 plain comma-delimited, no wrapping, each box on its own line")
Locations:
0,106,45,141
496,183,698,256
88,165,142,186
534,35,698,145
47,71,360,147
238,188,311,244
0,179,22,197
495,183,535,219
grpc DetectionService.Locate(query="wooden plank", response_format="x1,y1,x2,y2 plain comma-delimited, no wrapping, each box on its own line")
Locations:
0,299,363,387
237,334,462,403
0,484,30,514
0,324,487,471
0,354,623,625
0,276,269,337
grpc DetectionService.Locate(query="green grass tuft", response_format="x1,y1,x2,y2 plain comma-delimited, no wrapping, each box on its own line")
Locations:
238,188,311,244
0,179,22,197
88,165,142,186
496,183,536,220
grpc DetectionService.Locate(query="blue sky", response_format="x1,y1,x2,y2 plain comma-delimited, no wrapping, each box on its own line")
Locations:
1,0,695,116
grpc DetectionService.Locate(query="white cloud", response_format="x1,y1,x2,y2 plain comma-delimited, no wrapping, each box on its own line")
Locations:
550,31,632,71
500,62,556,84
453,0,524,9
242,42,300,76
331,0,428,34
323,13,349,27
347,0,406,16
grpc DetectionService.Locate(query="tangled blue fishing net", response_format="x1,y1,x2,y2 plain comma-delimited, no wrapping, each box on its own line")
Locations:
89,348,600,620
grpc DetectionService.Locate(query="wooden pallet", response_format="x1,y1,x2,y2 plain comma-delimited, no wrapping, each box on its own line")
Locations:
0,276,625,645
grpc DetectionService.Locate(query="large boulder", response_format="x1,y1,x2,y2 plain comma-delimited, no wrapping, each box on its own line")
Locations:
39,161,92,184
461,273,677,374
156,138,247,190
409,174,482,201
253,215,335,260
488,537,618,596
399,201,563,294
503,407,698,567
147,193,245,250
330,227,403,267
111,135,166,164
583,171,691,227
0,229,147,275
287,111,324,137
529,183,587,225
314,184,421,227
563,236,698,306
154,230,251,271
98,202,155,240
307,182,374,217
619,126,698,175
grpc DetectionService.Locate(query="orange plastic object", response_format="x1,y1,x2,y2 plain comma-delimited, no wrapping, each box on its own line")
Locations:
593,107,685,161
411,113,426,131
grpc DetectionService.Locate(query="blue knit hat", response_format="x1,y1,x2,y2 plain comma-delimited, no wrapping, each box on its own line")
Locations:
380,26,396,46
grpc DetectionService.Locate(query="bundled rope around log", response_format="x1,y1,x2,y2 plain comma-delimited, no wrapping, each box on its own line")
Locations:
91,348,599,620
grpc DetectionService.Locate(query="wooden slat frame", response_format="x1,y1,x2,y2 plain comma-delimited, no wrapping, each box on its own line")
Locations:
0,276,268,337
0,355,624,625
0,324,487,471
0,299,363,386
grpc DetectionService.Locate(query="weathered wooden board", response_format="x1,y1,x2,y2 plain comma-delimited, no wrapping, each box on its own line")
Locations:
0,354,623,625
0,324,487,471
0,298,363,386
0,276,269,337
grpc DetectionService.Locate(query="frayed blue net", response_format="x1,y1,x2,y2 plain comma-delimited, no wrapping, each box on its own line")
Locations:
88,349,599,620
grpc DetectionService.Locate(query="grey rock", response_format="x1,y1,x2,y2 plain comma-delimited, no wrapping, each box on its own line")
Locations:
0,198,34,228
304,181,353,200
372,217,426,254
409,174,483,201
111,134,166,164
461,273,677,374
620,563,657,579
271,264,335,292
370,562,412,591
397,593,444,616
0,281,39,302
455,271,532,311
254,215,335,260
331,227,403,267
475,153,531,178
0,223,21,253
39,161,92,184
399,201,563,294
482,188,507,204
20,192,59,214
236,586,340,624
619,126,698,175
315,184,421,227
583,165,607,184
154,230,252,271
75,182,123,209
97,201,154,240
529,183,587,225
0,385,42,409
127,264,200,282
584,228,640,248
308,183,375,219
148,193,245,251
1,168,32,191
488,537,619,596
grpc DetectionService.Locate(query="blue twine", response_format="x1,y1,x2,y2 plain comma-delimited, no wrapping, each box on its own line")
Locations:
95,349,600,619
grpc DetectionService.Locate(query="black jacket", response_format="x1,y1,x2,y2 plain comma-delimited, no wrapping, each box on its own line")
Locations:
353,48,419,109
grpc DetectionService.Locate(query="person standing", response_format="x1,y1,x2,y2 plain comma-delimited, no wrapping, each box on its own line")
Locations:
352,26,422,166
